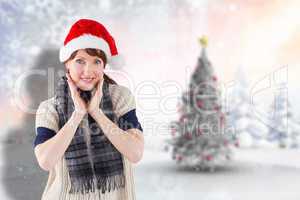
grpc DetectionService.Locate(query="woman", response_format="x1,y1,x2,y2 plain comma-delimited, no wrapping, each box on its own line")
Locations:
33,19,144,200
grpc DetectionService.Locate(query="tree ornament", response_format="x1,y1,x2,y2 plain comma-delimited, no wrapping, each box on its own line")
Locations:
212,75,218,81
197,100,204,108
205,155,213,161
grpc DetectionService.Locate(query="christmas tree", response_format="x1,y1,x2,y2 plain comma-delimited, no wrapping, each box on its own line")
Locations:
226,65,268,148
267,86,300,148
165,36,236,171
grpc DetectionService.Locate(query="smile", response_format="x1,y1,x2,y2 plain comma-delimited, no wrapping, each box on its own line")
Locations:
81,78,94,83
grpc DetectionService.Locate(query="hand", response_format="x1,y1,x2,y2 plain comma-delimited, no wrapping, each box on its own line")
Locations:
88,78,104,118
66,73,88,116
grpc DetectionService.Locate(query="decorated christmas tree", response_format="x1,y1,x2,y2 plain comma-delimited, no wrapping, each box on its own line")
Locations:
165,36,236,171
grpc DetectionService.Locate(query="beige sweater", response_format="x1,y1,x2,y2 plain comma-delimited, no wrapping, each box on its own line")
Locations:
35,84,138,200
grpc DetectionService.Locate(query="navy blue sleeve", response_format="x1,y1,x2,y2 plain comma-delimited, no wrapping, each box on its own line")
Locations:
118,109,143,132
33,127,56,148
34,109,143,148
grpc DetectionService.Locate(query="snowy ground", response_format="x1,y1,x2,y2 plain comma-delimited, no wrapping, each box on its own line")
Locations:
0,143,300,200
134,148,300,200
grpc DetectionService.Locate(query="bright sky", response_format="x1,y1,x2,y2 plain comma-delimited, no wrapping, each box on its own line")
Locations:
103,0,300,125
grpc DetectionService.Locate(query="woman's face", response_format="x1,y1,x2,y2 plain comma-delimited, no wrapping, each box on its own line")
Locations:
65,49,104,91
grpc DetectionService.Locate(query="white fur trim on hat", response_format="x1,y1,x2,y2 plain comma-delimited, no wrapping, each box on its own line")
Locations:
59,34,111,62
107,54,125,69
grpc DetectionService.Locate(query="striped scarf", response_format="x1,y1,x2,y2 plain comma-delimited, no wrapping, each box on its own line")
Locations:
54,75,125,194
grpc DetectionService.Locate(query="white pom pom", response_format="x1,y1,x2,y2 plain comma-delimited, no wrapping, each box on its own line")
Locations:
107,54,125,69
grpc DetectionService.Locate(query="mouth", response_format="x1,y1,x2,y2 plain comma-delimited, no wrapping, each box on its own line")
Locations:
80,78,95,84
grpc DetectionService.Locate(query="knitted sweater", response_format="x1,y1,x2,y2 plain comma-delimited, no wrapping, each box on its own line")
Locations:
34,84,143,200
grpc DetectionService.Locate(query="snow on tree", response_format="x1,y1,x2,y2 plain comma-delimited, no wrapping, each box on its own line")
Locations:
165,36,236,172
226,65,269,148
267,86,300,148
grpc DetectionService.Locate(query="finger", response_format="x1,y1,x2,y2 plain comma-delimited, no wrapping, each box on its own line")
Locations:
95,80,100,95
97,79,104,94
66,80,75,97
66,73,77,94
66,73,75,88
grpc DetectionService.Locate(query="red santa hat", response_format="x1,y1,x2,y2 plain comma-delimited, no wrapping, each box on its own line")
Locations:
59,18,124,69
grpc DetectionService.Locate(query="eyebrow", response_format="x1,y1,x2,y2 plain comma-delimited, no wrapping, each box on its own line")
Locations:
74,56,86,60
75,56,101,61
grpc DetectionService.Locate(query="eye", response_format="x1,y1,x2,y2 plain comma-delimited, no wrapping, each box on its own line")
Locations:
75,59,85,64
95,59,102,65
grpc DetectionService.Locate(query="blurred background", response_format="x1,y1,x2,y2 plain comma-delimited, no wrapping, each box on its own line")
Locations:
0,0,300,199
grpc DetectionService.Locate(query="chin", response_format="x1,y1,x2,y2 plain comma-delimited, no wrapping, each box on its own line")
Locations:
78,84,95,91
76,78,99,91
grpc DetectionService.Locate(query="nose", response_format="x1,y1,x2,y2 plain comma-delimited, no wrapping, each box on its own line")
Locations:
83,63,93,75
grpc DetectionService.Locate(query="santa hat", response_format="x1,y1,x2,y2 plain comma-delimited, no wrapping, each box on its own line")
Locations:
59,18,124,69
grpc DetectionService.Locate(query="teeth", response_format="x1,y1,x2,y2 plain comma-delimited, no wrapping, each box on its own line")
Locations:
81,78,93,82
